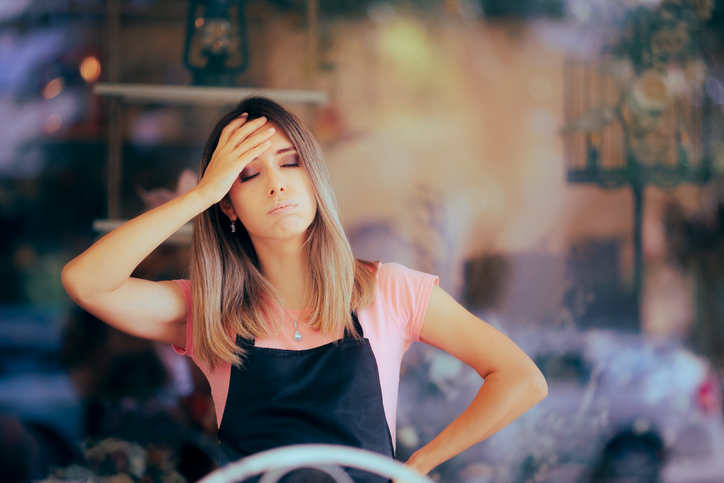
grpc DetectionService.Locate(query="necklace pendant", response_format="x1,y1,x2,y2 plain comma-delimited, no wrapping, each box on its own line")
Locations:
290,315,303,342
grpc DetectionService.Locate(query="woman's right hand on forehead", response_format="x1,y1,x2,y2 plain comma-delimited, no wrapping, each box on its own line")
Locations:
194,114,274,204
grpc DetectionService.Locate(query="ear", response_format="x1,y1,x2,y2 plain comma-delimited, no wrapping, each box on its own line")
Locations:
219,198,237,222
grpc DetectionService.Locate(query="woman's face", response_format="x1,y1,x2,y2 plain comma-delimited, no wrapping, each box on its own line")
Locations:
221,120,318,247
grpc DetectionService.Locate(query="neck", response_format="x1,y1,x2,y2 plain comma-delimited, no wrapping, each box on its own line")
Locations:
252,236,309,310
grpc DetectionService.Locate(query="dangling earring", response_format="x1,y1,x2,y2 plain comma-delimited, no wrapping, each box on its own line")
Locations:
230,219,236,233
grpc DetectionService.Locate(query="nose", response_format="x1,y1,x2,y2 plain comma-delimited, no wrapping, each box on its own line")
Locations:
267,170,285,196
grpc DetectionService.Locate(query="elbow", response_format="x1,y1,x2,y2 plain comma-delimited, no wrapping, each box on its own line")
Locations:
61,260,87,304
528,364,548,404
61,261,78,300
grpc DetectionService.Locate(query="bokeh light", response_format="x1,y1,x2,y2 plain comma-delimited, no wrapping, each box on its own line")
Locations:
43,77,64,99
45,113,62,133
79,56,101,83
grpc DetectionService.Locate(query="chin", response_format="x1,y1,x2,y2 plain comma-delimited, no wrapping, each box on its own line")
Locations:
268,220,314,241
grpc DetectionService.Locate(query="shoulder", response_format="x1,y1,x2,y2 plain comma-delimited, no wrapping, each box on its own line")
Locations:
376,261,411,278
373,262,438,314
375,262,438,292
364,263,438,342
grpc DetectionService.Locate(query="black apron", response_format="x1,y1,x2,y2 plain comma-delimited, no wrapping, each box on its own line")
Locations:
217,313,395,482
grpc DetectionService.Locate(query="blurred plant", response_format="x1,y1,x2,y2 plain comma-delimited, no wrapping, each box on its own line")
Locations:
613,0,712,167
562,0,718,325
614,0,712,71
565,0,714,166
49,438,185,483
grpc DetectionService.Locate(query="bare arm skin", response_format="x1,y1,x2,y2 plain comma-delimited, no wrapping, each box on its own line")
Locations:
404,285,548,476
61,115,274,348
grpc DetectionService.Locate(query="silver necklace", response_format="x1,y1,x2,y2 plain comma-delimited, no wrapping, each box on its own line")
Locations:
284,308,303,341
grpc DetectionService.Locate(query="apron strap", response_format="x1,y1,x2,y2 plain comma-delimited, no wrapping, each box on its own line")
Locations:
348,311,364,338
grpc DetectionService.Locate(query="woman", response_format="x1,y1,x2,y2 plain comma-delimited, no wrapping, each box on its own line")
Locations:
62,96,547,481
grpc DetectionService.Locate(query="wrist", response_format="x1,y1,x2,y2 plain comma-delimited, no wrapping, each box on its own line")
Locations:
405,449,434,477
184,186,218,211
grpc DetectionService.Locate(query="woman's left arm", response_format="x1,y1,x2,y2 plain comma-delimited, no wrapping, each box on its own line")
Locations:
404,285,548,476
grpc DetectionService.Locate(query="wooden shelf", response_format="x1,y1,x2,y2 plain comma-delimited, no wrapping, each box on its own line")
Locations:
93,83,329,106
93,219,193,245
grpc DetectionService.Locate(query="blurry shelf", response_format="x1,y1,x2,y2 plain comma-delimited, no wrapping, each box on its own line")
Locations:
93,83,329,106
93,218,192,245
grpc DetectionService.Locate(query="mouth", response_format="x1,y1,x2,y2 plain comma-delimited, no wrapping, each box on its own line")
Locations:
268,202,297,215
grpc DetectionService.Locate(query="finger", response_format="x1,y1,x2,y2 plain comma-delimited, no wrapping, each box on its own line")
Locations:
236,140,272,167
218,113,248,149
232,127,276,157
228,116,268,151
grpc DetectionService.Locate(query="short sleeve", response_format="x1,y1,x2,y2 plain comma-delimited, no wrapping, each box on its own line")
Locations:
375,263,439,342
171,279,194,359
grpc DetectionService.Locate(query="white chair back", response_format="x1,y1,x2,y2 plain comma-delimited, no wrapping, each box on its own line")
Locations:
199,444,435,483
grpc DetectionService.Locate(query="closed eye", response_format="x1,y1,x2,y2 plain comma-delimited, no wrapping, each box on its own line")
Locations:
240,171,258,182
240,155,299,182
281,155,300,168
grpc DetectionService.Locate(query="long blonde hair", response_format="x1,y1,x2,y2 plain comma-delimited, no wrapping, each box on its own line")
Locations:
190,96,377,370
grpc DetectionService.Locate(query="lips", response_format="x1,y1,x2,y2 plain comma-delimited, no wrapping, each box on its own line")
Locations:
268,202,297,215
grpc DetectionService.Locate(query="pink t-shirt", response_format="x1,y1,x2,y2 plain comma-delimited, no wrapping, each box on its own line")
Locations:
172,262,438,445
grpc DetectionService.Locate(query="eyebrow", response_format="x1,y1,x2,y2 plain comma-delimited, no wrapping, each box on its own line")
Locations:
250,146,297,163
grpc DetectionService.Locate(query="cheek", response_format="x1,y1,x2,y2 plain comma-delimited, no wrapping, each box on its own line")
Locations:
230,189,260,225
301,174,316,203
304,184,318,215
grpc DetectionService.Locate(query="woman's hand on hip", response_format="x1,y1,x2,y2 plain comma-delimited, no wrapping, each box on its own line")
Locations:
193,114,275,205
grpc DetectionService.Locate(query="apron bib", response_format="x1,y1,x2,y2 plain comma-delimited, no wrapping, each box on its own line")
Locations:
217,314,394,482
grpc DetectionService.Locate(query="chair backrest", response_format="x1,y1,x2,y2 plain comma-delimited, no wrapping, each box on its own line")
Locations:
198,444,435,483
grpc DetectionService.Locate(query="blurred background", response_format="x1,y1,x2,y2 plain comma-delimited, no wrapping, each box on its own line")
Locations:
2,0,724,482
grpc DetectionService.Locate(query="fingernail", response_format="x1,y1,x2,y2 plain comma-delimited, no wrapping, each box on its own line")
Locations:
268,128,275,133
240,113,248,118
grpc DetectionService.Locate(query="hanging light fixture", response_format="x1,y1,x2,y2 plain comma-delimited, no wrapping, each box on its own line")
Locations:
183,0,249,86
